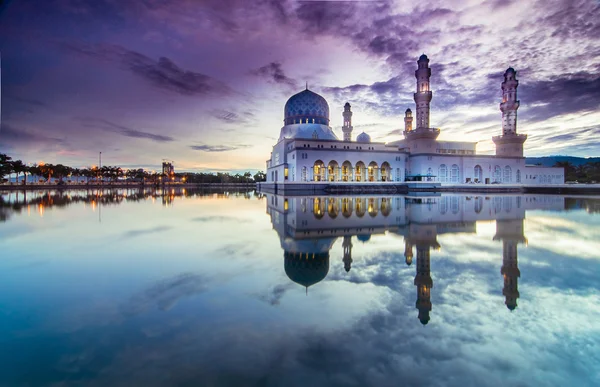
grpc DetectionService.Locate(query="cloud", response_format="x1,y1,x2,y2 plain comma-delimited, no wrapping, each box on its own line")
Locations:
122,225,172,239
190,144,251,152
251,62,296,88
123,272,209,315
75,117,174,142
61,41,232,96
0,123,66,147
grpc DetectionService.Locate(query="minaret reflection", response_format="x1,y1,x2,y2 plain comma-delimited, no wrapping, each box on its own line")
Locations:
404,240,413,266
494,218,527,311
342,235,353,272
406,224,440,325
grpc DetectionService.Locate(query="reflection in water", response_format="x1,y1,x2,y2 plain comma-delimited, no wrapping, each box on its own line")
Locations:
0,188,258,222
266,194,571,325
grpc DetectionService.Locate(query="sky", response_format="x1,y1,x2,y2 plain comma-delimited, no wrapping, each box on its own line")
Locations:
0,0,599,173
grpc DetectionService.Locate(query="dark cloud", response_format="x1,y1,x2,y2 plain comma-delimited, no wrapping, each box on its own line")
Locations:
211,109,255,125
520,73,600,121
0,123,66,147
192,215,250,223
190,144,251,152
251,62,296,88
255,283,294,306
61,42,232,96
75,117,175,142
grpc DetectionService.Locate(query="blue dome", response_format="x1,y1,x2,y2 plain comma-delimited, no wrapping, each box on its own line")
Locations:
356,234,371,242
284,251,329,288
419,54,428,61
284,89,330,125
357,132,371,143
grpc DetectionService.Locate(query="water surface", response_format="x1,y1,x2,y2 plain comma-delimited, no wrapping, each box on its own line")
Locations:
1,189,599,386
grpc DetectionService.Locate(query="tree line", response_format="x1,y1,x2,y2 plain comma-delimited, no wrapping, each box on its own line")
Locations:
0,153,267,185
554,161,600,183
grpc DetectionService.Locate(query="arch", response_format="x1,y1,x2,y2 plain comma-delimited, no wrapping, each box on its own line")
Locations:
355,198,366,217
368,198,379,217
451,164,460,183
313,197,325,219
368,161,379,182
516,169,521,183
355,161,366,182
438,164,448,183
380,162,391,182
474,165,483,183
381,197,391,216
493,165,502,183
504,165,512,183
341,161,352,182
327,197,339,218
301,167,307,182
426,167,433,181
313,160,325,181
341,197,353,218
327,160,339,182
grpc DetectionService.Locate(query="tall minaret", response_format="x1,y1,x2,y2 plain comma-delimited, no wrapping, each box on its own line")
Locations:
414,245,433,325
494,218,526,311
493,68,527,157
342,102,353,142
414,54,432,129
404,109,413,132
342,235,353,272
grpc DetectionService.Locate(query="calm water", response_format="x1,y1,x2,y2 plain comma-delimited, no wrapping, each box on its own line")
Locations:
1,189,599,387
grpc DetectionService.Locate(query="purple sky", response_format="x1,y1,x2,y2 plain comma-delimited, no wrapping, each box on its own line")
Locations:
0,0,599,172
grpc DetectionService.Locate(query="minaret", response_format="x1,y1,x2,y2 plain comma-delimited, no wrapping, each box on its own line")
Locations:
494,218,526,311
404,109,413,132
404,239,413,266
342,102,353,142
414,54,432,129
342,235,353,272
492,68,527,157
414,245,433,325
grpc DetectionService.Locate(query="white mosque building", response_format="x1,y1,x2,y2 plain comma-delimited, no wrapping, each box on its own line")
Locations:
264,55,563,189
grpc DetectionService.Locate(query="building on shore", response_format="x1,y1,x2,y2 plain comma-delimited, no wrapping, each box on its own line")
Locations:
265,55,564,187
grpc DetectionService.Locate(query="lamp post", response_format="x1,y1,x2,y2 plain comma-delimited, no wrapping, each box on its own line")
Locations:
99,151,102,186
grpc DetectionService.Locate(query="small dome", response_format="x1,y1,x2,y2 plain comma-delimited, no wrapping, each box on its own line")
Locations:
419,54,428,61
356,132,371,143
284,89,329,125
405,108,412,114
284,251,329,288
506,67,516,74
344,102,351,107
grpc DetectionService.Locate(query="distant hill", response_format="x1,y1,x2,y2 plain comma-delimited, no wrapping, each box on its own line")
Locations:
525,156,600,167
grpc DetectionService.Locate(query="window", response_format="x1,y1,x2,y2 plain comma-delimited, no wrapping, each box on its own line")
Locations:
516,169,521,183
451,164,459,183
284,168,288,180
438,164,448,183
474,165,482,183
494,166,502,183
504,166,512,183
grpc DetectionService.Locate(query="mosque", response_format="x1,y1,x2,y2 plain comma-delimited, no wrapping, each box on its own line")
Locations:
265,193,565,324
264,55,564,188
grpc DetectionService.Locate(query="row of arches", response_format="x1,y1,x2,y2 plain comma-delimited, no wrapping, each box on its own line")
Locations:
310,197,393,218
310,160,394,182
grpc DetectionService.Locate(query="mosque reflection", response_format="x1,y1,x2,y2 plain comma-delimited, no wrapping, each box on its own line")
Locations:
266,194,567,325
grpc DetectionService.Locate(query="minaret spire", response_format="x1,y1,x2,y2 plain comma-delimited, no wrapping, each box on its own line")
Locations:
342,102,353,142
492,68,527,158
414,54,432,129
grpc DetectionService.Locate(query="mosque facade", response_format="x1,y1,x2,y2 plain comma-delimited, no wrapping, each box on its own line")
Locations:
265,55,564,187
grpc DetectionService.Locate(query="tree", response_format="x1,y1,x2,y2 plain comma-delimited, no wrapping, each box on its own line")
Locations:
0,154,13,183
253,171,266,182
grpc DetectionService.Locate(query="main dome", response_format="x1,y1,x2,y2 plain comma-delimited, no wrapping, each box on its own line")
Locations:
284,89,330,125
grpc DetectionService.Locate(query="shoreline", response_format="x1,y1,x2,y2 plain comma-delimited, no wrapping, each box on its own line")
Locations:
0,182,257,191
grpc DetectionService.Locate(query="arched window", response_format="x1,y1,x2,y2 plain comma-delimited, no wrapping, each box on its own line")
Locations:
493,165,502,183
474,165,482,183
474,197,483,213
438,164,448,183
301,167,307,182
516,169,521,183
451,164,459,183
504,166,512,183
